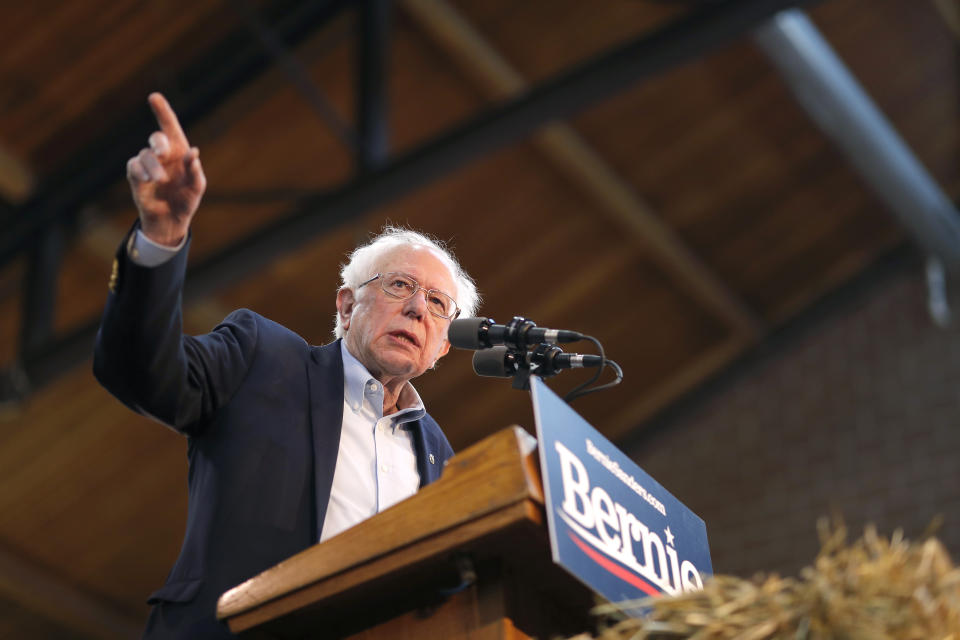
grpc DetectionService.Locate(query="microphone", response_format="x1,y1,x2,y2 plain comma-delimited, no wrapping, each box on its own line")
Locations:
449,316,583,350
473,345,603,378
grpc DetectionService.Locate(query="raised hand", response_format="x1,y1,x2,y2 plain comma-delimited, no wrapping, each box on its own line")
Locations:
126,93,207,247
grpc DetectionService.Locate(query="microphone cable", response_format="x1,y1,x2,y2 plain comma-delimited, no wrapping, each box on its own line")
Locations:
562,334,623,403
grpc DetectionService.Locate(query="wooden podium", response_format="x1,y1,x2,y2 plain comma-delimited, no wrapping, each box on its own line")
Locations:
216,427,596,639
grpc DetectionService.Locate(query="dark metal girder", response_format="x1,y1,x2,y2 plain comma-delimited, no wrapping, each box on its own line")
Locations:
19,225,66,359
0,0,353,270
1,0,353,403
356,0,391,172
182,0,818,298
236,0,357,151
14,321,94,401
4,0,816,399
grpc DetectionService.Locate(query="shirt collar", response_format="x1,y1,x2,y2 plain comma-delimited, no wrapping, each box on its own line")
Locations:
340,340,425,424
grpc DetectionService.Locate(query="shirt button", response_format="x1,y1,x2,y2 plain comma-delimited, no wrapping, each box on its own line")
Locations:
380,464,389,473
352,402,360,411
369,382,379,391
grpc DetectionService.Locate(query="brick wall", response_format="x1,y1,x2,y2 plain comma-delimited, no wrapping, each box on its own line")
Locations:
625,259,960,578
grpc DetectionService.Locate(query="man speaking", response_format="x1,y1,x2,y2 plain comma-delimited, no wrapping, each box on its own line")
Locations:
93,93,479,638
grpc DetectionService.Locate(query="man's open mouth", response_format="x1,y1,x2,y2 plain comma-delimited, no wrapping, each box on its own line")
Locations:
389,331,420,348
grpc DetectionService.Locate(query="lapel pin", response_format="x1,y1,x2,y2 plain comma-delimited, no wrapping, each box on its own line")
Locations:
429,454,435,465
108,259,119,292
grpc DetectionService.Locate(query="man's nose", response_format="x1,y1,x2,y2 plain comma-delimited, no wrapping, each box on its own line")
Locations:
402,289,428,317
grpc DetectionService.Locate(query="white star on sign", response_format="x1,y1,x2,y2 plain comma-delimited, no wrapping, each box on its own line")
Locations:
664,526,675,546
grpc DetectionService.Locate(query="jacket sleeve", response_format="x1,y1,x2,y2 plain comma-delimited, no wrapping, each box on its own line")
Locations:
92,226,258,435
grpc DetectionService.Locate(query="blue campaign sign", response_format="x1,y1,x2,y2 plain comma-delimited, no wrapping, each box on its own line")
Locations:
531,376,712,610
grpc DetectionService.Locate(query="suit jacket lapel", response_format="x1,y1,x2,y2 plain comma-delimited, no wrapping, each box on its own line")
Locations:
410,418,443,487
307,340,345,540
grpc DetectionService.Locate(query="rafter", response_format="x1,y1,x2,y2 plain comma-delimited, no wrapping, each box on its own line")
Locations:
401,0,764,339
3,0,811,401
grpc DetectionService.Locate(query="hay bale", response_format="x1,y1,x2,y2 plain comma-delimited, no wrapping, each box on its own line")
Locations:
569,519,960,639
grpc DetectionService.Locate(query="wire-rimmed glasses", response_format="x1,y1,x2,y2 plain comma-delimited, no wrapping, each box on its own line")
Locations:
359,272,460,320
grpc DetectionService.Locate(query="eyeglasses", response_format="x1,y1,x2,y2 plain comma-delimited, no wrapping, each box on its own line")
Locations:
359,272,460,320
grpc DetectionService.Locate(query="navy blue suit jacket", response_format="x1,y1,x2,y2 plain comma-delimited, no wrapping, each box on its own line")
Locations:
93,233,454,639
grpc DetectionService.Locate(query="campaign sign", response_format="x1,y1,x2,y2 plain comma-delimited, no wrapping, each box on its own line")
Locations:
531,376,712,612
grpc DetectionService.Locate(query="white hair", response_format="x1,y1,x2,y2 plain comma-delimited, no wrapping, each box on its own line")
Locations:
334,226,480,338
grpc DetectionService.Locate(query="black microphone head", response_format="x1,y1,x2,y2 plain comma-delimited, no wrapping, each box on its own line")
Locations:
472,346,515,377
448,317,490,350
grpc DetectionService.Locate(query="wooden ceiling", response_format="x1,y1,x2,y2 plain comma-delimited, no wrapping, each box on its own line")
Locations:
0,0,957,636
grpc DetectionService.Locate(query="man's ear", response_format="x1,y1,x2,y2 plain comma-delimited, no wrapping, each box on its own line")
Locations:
430,339,451,370
437,339,451,359
336,288,355,331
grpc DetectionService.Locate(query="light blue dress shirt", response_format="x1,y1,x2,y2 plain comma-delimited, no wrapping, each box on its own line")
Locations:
320,342,424,541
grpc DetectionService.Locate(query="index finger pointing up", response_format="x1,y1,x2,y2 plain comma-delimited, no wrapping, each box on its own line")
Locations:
148,92,189,148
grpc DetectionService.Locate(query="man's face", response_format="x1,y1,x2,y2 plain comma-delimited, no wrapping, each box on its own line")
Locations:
337,245,455,384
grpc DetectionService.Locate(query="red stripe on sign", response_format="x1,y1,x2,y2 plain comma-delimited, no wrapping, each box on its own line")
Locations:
568,531,661,598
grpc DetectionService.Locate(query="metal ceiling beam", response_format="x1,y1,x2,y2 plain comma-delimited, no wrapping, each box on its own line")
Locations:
19,225,66,360
753,9,960,276
4,0,814,400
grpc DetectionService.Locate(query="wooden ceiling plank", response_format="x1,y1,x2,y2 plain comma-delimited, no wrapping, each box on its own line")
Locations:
534,125,764,337
401,0,764,340
0,143,34,203
80,203,257,319
77,219,127,265
764,233,904,326
0,404,132,520
4,0,225,152
77,218,232,333
33,443,187,580
0,380,116,493
606,333,750,442
930,0,960,39
534,245,635,320
0,542,141,639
